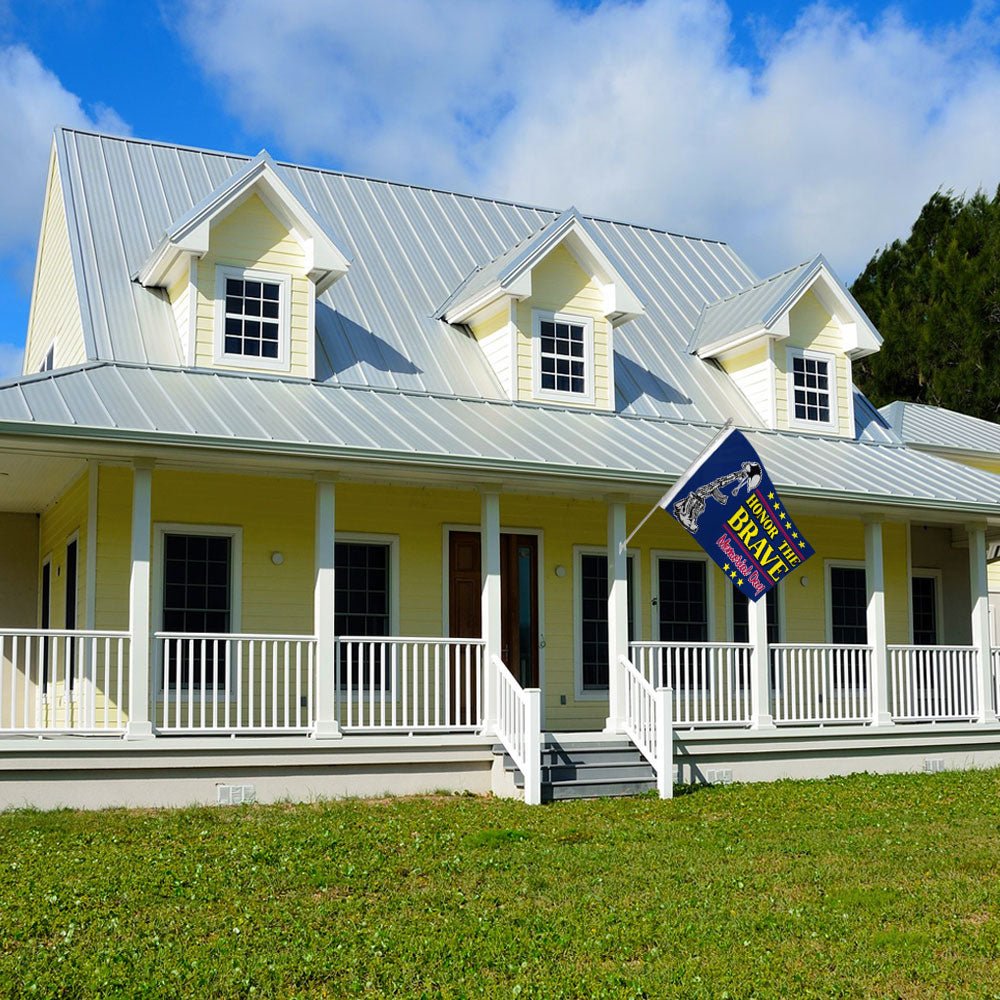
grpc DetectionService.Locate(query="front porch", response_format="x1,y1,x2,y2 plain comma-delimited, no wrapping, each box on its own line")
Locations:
3,454,1000,806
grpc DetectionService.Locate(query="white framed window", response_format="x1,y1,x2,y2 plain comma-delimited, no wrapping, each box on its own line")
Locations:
787,347,836,429
214,266,291,371
824,560,867,645
651,551,714,642
531,309,594,404
573,546,640,699
334,533,400,691
152,523,243,696
729,585,781,645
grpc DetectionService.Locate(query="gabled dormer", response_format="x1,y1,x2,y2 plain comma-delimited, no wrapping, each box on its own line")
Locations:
136,151,350,379
689,255,881,438
439,209,643,410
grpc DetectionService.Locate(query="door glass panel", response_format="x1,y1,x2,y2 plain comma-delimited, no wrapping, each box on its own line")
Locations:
517,544,532,687
912,576,938,645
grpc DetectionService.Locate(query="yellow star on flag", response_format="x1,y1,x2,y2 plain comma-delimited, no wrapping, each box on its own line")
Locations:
767,492,774,500
737,578,744,587
799,540,806,549
792,531,799,539
730,570,737,579
723,563,730,572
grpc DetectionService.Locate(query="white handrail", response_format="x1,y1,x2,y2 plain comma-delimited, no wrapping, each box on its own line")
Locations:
154,633,316,733
0,630,129,733
888,645,978,722
629,641,751,727
336,637,484,732
494,655,541,805
620,655,672,799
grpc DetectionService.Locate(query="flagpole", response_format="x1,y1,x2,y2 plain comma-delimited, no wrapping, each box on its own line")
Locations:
620,419,734,552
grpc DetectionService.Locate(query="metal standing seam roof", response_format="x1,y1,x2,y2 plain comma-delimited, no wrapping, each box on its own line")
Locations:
880,401,1000,457
55,127,767,427
2,362,999,514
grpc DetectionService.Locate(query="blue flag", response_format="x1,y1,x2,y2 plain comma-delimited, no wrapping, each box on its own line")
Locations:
663,427,814,602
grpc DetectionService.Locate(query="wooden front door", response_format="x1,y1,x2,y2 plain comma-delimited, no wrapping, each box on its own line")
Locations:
449,531,539,689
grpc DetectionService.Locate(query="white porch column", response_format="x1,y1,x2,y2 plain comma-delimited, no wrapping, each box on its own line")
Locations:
481,490,501,732
313,476,341,738
865,518,893,726
748,591,774,729
968,524,997,724
125,461,154,740
605,499,628,734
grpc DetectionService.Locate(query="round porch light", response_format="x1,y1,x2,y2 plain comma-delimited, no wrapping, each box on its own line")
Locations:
271,551,285,566
800,575,809,587
554,565,567,578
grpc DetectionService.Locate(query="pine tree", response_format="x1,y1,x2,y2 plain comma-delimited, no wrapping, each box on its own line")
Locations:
851,187,1000,421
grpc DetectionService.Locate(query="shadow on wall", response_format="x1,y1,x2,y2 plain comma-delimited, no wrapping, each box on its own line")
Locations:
314,300,423,383
614,351,691,412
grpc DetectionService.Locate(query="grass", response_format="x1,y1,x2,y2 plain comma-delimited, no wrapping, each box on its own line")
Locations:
2,771,1000,999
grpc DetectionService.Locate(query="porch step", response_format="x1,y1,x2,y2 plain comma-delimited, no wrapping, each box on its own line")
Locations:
493,737,656,802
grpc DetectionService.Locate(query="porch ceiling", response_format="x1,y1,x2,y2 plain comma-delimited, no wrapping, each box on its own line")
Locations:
0,451,87,512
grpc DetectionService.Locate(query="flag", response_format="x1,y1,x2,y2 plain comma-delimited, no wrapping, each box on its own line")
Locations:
662,427,814,602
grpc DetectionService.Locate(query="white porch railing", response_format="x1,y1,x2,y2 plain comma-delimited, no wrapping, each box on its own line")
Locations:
889,645,978,722
621,655,672,798
0,629,129,733
771,644,872,724
629,641,752,727
155,633,316,733
336,637,484,732
494,655,541,805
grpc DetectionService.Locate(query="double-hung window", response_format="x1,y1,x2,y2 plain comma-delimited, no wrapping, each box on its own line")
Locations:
335,538,396,689
788,348,836,429
731,587,780,644
577,550,636,694
532,310,594,403
161,530,236,690
828,564,867,644
215,267,290,370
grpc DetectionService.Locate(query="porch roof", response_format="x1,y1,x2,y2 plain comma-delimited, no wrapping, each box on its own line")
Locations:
0,362,999,515
880,401,1000,459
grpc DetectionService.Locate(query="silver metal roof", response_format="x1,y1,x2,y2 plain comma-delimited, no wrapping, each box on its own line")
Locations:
56,127,764,426
2,362,998,514
880,401,1000,457
688,257,819,355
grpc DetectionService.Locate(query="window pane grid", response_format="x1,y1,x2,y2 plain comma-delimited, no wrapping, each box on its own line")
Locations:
579,554,635,691
831,566,867,644
223,276,281,360
539,318,587,394
912,576,938,645
162,533,232,688
335,542,391,688
658,559,708,642
792,355,831,423
731,587,780,644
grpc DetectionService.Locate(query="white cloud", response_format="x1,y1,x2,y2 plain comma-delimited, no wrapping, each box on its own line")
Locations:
175,0,1000,279
0,45,128,258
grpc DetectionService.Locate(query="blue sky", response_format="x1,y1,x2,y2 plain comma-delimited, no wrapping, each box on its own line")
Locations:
1,0,998,377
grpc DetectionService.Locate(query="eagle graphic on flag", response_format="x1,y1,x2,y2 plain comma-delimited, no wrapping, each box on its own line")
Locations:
662,427,814,601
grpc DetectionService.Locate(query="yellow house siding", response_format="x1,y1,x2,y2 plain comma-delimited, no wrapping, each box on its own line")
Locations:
0,513,39,629
38,471,89,630
775,290,852,437
514,244,613,410
718,342,773,426
24,150,86,374
193,193,313,377
468,304,513,398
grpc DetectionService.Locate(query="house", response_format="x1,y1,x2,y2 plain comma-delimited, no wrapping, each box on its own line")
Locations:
1,127,1000,808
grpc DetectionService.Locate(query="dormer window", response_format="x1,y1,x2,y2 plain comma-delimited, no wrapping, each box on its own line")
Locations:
788,348,836,429
214,266,290,371
532,309,594,404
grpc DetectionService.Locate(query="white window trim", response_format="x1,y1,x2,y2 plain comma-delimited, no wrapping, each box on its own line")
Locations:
39,342,55,373
531,308,595,405
787,346,838,432
572,545,641,701
650,549,715,642
824,559,866,644
214,265,292,372
152,523,244,701
911,568,944,645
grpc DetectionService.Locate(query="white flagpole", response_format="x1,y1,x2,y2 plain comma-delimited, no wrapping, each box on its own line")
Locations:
620,419,734,552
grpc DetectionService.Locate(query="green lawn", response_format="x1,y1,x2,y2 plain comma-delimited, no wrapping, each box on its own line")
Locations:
2,770,1000,999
